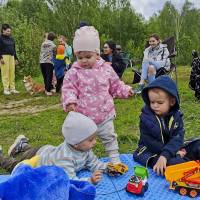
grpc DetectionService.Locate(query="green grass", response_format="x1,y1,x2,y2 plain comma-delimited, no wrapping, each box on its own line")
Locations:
0,66,199,172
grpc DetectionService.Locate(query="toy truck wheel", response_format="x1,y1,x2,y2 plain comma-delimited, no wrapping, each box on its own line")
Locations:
189,189,198,198
179,187,187,196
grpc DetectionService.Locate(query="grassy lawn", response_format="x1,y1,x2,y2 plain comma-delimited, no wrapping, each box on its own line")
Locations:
0,66,199,173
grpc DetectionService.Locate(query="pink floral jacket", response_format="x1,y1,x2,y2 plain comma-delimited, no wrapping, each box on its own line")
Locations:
62,59,131,124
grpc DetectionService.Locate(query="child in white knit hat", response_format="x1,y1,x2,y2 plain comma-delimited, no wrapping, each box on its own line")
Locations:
62,26,134,164
0,111,107,184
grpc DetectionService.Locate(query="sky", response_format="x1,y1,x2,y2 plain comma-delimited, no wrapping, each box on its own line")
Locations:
131,0,200,20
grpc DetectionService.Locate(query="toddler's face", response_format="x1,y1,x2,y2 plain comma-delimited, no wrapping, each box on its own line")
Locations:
148,89,175,116
58,37,66,45
76,51,97,69
74,134,96,151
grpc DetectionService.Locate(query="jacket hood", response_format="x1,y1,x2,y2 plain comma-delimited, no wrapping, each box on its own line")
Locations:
142,75,180,110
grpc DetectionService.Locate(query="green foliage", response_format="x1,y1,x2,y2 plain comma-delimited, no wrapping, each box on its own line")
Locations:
13,21,44,77
0,0,200,77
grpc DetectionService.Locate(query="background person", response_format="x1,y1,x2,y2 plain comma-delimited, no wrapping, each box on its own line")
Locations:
0,23,19,95
101,41,126,79
39,32,56,96
134,33,170,94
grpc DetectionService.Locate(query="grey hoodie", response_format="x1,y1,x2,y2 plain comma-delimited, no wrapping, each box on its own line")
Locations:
36,140,107,181
39,39,56,64
143,43,170,69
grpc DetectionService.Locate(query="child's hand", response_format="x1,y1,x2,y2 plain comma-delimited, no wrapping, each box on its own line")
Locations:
66,103,77,112
15,60,19,65
176,148,187,158
105,62,112,65
90,170,102,184
153,155,167,176
128,89,134,96
0,58,4,64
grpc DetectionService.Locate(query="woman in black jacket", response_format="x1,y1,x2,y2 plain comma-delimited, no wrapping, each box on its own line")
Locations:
101,41,126,79
0,24,19,95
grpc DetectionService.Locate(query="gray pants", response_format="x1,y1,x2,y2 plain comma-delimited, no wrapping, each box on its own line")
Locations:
0,145,40,172
97,117,120,163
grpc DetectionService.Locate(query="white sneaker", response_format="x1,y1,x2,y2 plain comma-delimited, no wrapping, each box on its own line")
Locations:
3,90,11,95
10,89,20,94
50,88,56,93
45,91,53,96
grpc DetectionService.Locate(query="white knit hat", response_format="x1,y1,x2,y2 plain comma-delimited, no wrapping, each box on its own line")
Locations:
62,111,97,145
73,26,100,53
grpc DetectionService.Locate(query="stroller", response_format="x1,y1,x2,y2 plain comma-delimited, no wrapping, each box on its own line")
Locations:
116,44,133,78
189,50,200,99
132,36,177,84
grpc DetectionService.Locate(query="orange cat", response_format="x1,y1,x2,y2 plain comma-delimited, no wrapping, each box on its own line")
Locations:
23,75,45,95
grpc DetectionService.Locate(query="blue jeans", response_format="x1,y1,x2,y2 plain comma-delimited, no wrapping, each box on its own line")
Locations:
141,60,162,82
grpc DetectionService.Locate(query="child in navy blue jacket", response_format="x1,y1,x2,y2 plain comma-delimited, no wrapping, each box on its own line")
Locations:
133,76,200,176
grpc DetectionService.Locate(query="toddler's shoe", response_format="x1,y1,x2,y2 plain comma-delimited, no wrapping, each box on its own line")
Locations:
3,90,11,95
10,89,20,94
50,88,56,93
45,91,53,96
8,135,29,157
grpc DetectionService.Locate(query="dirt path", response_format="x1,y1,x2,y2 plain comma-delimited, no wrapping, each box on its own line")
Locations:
0,97,61,116
0,97,43,109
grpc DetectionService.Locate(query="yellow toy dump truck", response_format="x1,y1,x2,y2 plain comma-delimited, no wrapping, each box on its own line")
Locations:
165,160,200,198
107,163,128,176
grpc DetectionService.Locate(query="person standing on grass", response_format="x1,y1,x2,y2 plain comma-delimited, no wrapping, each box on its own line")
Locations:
0,23,19,95
62,26,134,164
53,44,66,92
39,32,56,96
58,35,73,70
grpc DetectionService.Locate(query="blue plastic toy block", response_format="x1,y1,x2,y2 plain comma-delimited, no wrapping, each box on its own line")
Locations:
0,154,197,199
78,154,196,200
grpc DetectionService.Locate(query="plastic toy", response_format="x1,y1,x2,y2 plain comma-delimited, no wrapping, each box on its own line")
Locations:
107,163,128,176
126,166,148,196
165,160,200,198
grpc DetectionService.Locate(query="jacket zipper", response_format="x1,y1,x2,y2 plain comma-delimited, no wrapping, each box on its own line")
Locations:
146,154,157,168
155,116,164,144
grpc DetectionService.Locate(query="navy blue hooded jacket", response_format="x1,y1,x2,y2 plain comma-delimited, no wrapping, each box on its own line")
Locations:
133,76,184,166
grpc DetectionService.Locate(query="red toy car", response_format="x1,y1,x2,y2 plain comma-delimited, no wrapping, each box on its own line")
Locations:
126,166,149,196
126,175,148,196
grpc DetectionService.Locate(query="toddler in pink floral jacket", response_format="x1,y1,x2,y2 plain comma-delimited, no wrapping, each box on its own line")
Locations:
62,26,133,163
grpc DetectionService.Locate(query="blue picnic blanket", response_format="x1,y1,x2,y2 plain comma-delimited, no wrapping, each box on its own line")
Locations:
0,154,197,200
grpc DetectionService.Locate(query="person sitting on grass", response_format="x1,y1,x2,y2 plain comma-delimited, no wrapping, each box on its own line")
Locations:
0,111,109,184
133,75,200,176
